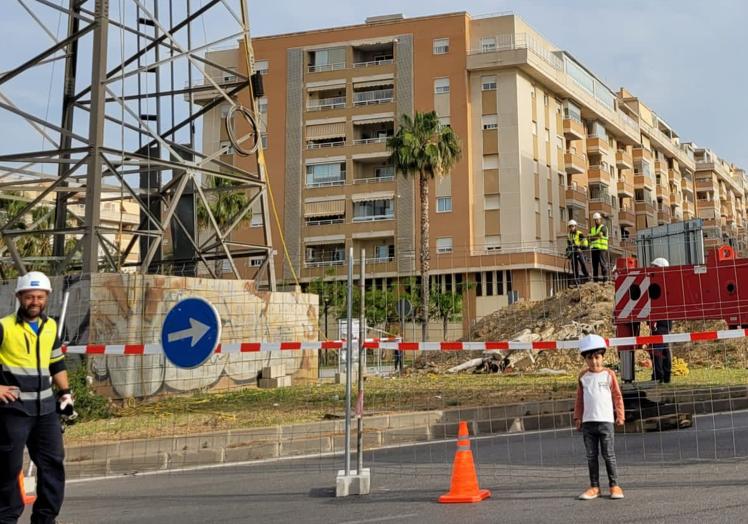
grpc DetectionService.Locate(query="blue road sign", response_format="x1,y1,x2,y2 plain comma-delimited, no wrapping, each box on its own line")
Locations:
161,297,221,369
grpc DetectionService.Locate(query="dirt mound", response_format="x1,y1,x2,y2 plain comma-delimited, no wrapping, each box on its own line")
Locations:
418,282,748,374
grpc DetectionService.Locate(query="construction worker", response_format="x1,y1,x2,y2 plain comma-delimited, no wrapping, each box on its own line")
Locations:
588,212,609,283
648,258,672,383
567,220,589,285
0,271,71,524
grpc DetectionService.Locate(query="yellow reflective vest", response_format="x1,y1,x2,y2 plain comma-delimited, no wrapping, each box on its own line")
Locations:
590,224,608,251
0,313,64,416
568,230,588,248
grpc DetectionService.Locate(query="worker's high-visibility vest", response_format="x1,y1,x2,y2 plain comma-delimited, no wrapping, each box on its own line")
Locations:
590,224,608,251
568,230,588,248
0,313,62,416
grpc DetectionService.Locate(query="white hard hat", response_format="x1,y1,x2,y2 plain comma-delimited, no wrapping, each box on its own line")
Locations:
651,257,670,268
592,212,602,220
567,219,577,227
579,334,607,354
16,271,52,294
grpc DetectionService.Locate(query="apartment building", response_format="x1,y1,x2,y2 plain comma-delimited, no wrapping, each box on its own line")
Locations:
196,11,746,333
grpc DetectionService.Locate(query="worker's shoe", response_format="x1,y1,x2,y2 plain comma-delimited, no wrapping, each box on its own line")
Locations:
578,487,600,500
610,486,624,499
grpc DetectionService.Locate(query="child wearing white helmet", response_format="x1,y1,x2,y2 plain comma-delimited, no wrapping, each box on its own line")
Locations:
574,334,625,500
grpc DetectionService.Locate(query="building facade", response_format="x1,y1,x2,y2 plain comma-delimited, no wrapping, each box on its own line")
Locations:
198,12,747,335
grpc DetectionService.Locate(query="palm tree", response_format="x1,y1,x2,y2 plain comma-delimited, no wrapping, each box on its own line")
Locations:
387,111,461,341
197,175,252,276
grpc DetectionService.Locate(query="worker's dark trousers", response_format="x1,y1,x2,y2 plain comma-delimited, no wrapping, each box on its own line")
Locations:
571,250,589,283
0,410,64,524
591,249,608,282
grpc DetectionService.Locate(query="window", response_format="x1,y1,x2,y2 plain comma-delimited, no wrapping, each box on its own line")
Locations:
545,129,550,143
475,272,482,296
434,78,450,94
485,235,500,250
306,162,345,187
481,75,496,91
484,194,500,210
436,196,453,212
496,271,505,296
480,37,496,52
222,260,232,273
481,114,498,130
260,133,268,149
220,104,230,119
375,244,395,260
531,121,537,135
485,271,493,295
374,166,395,179
482,154,498,170
433,38,449,55
438,116,451,126
352,199,394,221
436,237,453,254
248,257,263,267
254,60,269,75
257,97,268,115
250,212,263,228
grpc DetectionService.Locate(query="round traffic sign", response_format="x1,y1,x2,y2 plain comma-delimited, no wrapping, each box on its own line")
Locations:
161,297,221,369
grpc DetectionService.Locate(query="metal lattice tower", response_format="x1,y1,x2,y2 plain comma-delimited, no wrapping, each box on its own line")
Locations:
0,0,276,289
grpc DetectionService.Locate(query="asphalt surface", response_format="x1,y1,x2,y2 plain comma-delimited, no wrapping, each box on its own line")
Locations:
22,410,748,524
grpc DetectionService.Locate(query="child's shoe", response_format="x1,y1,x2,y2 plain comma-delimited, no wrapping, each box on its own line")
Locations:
610,486,624,499
578,487,600,500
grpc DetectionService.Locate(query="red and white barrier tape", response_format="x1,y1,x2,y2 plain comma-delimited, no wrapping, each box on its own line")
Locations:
61,328,748,355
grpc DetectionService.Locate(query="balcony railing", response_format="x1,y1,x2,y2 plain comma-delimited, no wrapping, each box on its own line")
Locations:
353,175,395,184
352,136,390,145
304,259,345,268
352,58,394,68
306,96,346,111
307,62,346,73
353,89,394,105
306,140,346,150
352,214,395,222
305,217,345,226
305,177,345,188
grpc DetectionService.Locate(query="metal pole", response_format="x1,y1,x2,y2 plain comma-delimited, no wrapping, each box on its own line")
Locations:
58,290,70,339
82,0,110,274
344,246,353,476
356,249,365,474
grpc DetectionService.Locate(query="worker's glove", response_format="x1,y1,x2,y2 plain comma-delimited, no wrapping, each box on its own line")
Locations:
56,389,78,421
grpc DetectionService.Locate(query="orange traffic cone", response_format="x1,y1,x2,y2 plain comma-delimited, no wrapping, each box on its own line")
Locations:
438,420,491,503
18,470,36,505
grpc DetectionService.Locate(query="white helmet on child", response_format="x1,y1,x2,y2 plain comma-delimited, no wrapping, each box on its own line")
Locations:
651,257,670,268
15,271,52,294
567,219,578,227
579,334,607,355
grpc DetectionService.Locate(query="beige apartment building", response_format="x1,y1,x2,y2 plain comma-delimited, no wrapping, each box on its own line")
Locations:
196,11,747,335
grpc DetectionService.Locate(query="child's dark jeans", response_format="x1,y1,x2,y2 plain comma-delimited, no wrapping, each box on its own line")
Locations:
582,421,619,487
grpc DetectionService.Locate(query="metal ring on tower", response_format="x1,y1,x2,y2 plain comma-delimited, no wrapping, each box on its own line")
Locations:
225,104,259,156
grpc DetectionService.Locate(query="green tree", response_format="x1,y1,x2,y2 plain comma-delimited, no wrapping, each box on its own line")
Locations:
430,288,464,341
197,176,252,276
387,111,461,341
0,194,55,276
308,269,346,339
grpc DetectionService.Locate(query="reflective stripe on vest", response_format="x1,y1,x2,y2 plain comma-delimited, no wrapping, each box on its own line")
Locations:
590,224,608,250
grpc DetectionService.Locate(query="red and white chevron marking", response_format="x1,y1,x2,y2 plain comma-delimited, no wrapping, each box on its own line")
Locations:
615,272,652,320
61,328,748,355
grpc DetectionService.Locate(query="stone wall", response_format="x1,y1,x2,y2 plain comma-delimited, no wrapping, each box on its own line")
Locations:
0,273,319,399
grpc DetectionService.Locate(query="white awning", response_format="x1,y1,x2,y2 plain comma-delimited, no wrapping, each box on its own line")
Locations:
352,230,395,239
306,122,346,140
353,79,394,89
353,115,394,126
305,234,345,246
351,191,394,202
306,82,346,92
304,200,345,218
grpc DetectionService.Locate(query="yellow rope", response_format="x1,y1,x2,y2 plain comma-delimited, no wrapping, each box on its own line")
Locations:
239,0,299,286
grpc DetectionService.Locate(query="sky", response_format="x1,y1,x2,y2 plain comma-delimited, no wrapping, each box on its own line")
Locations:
0,0,746,169
246,0,747,169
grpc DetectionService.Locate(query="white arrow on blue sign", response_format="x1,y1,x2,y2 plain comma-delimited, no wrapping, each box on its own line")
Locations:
161,297,221,369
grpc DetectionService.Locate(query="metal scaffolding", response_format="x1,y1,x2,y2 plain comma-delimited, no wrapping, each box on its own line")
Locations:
0,0,276,289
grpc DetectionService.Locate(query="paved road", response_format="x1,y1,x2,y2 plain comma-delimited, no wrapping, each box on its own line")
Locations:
24,411,748,523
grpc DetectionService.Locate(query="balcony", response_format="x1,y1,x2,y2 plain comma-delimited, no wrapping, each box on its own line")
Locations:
669,168,681,185
615,149,633,170
353,88,394,106
695,178,716,191
306,96,346,112
352,136,390,146
588,165,611,185
635,201,656,216
657,208,672,224
564,151,586,174
586,136,609,156
634,173,654,190
654,161,668,178
589,200,613,218
563,117,585,141
306,139,346,150
618,207,635,226
617,180,634,197
565,184,588,208
633,147,652,163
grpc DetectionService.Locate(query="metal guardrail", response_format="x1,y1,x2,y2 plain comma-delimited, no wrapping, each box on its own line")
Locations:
308,62,346,73
353,175,394,184
306,141,346,149
352,59,393,68
307,97,346,111
352,137,389,145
